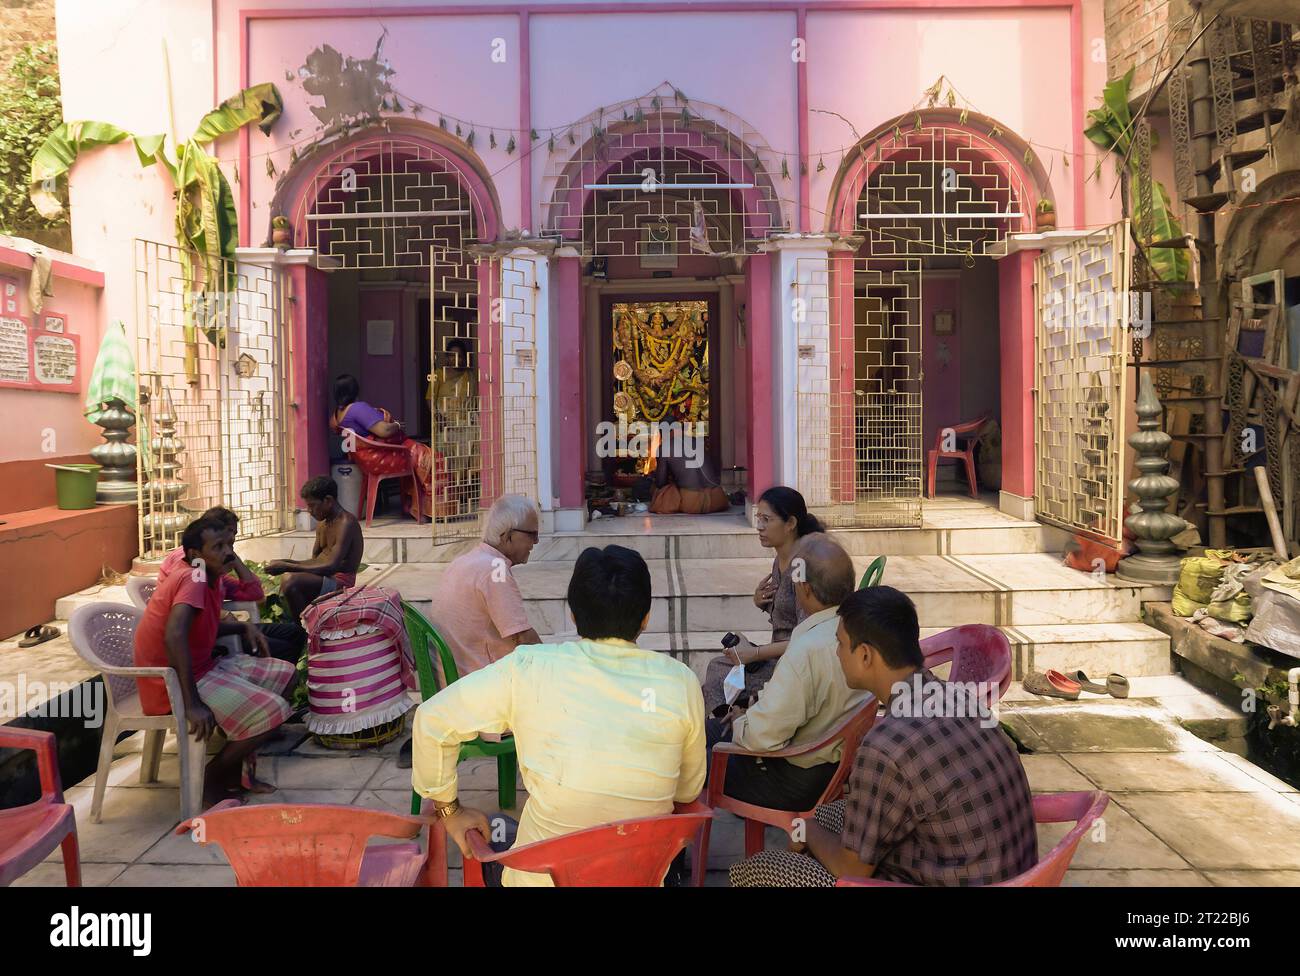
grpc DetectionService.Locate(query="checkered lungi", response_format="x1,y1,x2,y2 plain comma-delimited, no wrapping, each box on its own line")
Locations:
196,654,295,741
727,801,846,888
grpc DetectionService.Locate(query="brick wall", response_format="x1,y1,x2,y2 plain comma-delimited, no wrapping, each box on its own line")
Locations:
0,0,55,67
1104,0,1195,97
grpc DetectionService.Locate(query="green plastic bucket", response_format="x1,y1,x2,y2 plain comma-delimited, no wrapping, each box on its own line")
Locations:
47,463,101,510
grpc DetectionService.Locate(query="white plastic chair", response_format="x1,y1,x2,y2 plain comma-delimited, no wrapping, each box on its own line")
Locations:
68,602,208,823
125,573,260,656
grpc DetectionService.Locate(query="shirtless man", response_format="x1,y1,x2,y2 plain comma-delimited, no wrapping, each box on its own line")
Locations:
650,429,732,515
265,476,365,621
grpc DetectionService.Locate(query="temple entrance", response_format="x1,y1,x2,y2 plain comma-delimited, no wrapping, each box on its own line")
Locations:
600,296,720,485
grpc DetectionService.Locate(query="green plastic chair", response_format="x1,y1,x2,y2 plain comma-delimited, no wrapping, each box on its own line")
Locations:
402,601,519,815
858,555,887,590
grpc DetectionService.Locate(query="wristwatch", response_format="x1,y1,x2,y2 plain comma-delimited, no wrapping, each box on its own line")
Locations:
432,799,461,820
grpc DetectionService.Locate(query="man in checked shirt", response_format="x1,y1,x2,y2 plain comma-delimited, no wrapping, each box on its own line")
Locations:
729,586,1037,887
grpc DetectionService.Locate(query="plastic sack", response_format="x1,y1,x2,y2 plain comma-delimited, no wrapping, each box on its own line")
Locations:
1207,591,1252,623
722,663,747,706
1172,554,1230,616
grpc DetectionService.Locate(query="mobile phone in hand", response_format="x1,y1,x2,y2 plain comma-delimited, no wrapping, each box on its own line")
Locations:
722,632,740,649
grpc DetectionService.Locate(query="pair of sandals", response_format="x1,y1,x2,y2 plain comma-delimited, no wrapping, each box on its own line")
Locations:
1023,669,1129,701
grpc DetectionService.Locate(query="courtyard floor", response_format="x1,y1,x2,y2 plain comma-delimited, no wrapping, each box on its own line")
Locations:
13,674,1300,887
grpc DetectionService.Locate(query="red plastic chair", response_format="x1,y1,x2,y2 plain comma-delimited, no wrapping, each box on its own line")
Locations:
177,800,446,887
836,790,1110,887
457,799,714,887
350,434,423,526
698,697,880,886
921,624,1014,702
926,415,989,498
0,727,81,887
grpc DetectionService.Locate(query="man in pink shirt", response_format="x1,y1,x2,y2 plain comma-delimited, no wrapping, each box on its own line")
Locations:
398,495,543,769
428,494,543,680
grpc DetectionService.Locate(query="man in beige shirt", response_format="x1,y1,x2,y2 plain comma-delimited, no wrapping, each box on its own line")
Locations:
413,545,707,887
719,533,869,811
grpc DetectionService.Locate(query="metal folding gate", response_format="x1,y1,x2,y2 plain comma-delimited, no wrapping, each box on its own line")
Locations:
1033,221,1132,542
134,239,293,558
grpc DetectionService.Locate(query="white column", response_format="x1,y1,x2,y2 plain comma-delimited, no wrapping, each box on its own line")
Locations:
766,235,835,506
499,246,552,523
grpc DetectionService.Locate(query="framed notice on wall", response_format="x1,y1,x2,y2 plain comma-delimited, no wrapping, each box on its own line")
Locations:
0,315,80,393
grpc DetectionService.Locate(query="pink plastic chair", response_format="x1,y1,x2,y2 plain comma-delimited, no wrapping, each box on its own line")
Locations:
177,800,445,886
836,791,1110,887
926,415,989,498
921,624,1014,702
699,698,880,885
350,434,423,526
0,727,81,886
458,799,714,887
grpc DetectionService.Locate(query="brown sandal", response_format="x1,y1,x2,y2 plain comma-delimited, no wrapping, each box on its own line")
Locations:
1022,670,1080,700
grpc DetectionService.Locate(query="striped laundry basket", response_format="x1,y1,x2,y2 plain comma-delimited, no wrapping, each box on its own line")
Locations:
301,585,416,750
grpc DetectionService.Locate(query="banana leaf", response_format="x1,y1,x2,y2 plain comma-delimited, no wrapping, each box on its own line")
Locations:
1084,68,1188,282
29,120,132,218
192,83,283,144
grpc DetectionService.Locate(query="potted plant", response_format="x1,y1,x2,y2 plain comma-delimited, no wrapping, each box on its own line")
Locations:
1036,198,1056,231
271,215,293,249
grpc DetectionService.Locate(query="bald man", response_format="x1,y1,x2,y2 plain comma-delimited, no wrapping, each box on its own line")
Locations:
717,533,872,811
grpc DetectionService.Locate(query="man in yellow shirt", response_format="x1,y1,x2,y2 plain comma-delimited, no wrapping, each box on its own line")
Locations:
412,544,707,887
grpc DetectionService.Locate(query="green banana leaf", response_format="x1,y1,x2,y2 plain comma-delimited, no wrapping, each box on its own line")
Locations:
28,85,282,348
1084,69,1188,282
29,120,132,218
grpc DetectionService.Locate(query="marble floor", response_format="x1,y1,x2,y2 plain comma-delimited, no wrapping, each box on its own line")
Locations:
13,674,1298,888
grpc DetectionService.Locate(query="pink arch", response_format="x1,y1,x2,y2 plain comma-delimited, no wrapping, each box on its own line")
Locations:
825,115,1047,236
548,128,781,242
287,128,501,245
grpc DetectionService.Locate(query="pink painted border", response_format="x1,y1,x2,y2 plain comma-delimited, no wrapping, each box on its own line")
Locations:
0,246,105,288
237,0,1086,242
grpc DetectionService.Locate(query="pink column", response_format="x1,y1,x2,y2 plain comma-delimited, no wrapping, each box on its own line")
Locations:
554,252,583,509
288,263,330,505
998,250,1038,500
745,253,774,498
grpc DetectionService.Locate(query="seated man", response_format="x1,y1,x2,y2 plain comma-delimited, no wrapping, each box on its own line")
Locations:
157,506,302,664
412,545,706,887
265,476,364,622
712,533,869,812
729,586,1036,887
648,431,731,515
426,493,542,680
134,516,296,805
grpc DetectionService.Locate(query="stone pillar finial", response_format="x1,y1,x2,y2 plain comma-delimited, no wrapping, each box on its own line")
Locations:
1117,371,1188,583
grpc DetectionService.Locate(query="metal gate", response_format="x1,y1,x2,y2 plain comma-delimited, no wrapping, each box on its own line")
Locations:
134,239,293,558
1033,221,1132,542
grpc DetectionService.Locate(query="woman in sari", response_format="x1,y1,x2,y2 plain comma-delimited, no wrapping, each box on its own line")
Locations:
700,486,824,721
331,374,433,520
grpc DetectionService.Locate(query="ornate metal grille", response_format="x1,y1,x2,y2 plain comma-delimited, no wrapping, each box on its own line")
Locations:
429,248,538,545
1208,17,1239,150
134,239,292,557
294,137,483,270
544,89,784,257
1033,222,1132,542
1168,68,1195,201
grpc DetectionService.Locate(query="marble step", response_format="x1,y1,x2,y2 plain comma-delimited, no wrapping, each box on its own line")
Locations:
233,513,1074,565
589,623,1172,682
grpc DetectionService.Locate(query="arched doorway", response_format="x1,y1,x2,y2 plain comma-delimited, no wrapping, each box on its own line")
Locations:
823,111,1048,527
279,126,520,541
543,98,785,512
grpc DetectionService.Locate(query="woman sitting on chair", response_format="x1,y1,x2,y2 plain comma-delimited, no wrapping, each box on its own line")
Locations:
331,373,432,520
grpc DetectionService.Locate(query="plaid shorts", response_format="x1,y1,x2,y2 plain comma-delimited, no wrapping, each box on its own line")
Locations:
197,654,295,741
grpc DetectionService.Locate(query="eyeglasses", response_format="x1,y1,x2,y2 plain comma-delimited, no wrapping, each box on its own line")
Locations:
511,529,540,541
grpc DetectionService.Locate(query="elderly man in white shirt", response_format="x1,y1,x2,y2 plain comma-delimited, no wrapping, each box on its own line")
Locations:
716,533,869,811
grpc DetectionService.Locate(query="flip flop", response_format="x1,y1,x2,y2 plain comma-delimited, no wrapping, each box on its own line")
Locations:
1107,673,1130,699
1022,670,1080,700
18,625,59,648
1065,669,1109,695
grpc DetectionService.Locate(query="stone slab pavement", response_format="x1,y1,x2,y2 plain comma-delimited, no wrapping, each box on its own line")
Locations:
14,675,1300,887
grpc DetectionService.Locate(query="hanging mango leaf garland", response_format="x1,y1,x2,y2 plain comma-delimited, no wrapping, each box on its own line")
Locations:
1083,68,1188,282
30,83,285,348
